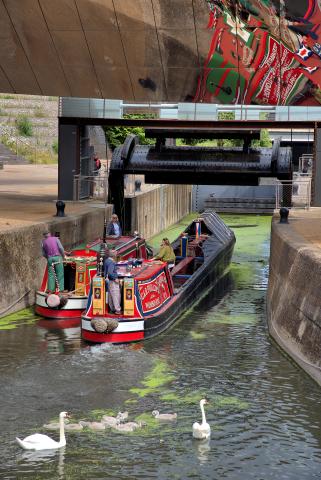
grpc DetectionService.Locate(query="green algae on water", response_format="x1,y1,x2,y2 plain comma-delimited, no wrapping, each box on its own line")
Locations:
88,408,117,420
129,359,176,397
231,263,254,287
160,390,248,411
214,395,249,410
148,212,199,248
209,312,257,325
190,331,206,340
0,307,37,331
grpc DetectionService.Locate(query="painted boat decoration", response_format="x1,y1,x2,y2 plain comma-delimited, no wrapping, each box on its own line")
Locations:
81,211,235,344
35,234,148,320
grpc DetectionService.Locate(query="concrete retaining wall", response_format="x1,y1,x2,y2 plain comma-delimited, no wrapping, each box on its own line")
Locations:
0,206,111,317
267,219,321,385
127,184,192,239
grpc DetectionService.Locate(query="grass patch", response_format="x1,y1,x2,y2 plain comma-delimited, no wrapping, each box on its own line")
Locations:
0,134,57,164
33,106,46,118
16,114,33,137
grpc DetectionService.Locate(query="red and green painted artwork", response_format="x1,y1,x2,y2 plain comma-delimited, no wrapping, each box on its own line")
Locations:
195,0,321,105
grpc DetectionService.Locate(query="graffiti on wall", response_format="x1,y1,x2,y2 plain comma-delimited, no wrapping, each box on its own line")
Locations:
195,0,321,105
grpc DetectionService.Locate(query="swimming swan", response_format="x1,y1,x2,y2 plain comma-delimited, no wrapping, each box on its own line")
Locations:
152,410,177,422
192,399,211,440
16,412,70,450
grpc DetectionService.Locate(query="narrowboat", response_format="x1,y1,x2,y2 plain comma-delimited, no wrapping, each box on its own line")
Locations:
81,211,235,344
35,234,149,320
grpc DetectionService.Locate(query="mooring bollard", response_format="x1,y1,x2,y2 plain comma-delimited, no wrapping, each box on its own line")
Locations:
55,200,66,217
279,207,289,224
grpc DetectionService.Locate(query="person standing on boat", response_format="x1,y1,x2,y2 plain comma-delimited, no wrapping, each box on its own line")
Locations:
41,231,65,293
107,214,122,237
104,249,122,315
153,238,176,269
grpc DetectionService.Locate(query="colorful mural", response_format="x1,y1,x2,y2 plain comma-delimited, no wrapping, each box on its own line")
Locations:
195,0,321,105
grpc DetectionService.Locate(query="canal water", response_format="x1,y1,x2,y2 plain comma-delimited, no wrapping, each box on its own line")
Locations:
0,214,321,480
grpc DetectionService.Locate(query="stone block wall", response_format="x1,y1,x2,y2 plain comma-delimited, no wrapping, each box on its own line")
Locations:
267,219,321,385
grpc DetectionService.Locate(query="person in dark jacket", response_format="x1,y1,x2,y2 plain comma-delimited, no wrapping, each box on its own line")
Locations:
107,214,122,237
104,249,121,314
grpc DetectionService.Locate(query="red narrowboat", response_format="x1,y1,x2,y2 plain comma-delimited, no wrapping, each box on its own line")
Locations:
81,211,235,344
35,234,149,320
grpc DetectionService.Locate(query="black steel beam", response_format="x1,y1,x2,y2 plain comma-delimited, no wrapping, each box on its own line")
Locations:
59,116,319,130
144,128,260,140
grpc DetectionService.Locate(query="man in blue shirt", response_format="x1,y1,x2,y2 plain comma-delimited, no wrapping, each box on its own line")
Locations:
104,249,121,315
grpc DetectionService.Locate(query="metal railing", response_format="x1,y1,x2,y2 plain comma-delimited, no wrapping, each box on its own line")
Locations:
59,97,321,123
73,174,108,201
275,178,312,210
298,154,313,175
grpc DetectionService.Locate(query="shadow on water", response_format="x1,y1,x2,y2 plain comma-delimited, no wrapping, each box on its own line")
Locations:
1,214,321,479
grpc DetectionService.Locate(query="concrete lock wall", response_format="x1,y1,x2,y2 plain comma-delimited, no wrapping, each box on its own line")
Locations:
267,219,321,385
128,185,192,239
0,206,111,317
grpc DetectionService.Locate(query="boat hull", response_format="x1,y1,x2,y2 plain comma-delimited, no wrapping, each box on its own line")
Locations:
81,235,235,344
35,292,87,320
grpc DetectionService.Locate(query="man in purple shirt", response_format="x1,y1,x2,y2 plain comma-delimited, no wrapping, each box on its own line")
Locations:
41,232,65,293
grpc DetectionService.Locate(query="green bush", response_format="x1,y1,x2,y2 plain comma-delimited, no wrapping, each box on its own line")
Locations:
16,115,33,137
52,139,58,154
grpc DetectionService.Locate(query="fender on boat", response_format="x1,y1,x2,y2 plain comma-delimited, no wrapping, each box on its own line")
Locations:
45,294,68,309
91,318,119,333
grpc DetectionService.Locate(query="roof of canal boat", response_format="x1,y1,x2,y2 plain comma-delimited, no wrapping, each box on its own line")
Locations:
81,211,235,344
35,233,149,320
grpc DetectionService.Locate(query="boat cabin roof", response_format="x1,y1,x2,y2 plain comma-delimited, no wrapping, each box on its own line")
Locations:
117,260,164,281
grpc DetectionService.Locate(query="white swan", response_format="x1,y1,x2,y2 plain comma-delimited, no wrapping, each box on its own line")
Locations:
16,412,70,450
152,410,177,422
192,399,211,440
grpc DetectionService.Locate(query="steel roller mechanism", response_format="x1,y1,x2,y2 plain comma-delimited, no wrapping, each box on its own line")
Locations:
109,134,292,186
108,133,292,224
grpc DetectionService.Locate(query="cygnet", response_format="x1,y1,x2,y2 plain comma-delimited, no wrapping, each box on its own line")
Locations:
152,410,177,422
116,411,129,422
101,415,119,428
79,421,106,431
64,423,84,432
113,421,143,433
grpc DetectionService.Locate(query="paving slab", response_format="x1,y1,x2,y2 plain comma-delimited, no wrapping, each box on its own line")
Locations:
0,164,104,232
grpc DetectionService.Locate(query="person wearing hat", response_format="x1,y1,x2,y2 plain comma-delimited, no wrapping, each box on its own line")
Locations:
41,231,65,293
103,249,121,315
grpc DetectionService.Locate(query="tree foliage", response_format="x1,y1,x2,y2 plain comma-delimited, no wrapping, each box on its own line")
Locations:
104,113,155,150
